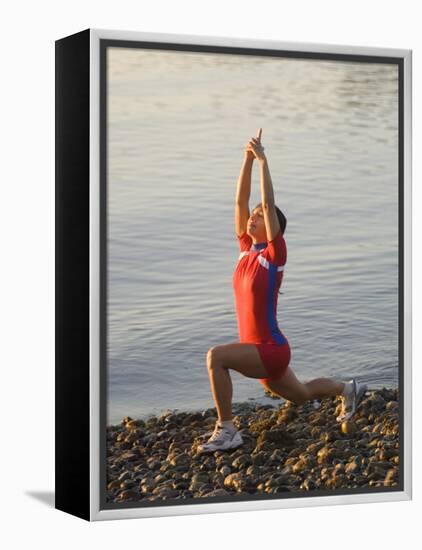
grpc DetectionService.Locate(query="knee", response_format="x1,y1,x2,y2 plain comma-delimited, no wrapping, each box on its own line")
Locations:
206,346,223,370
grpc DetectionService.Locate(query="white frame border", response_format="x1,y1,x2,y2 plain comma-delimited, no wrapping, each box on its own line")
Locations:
89,28,412,521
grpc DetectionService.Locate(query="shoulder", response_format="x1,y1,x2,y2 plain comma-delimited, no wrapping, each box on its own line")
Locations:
236,232,253,252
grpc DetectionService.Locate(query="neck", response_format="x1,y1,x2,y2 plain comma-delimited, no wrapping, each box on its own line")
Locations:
251,239,267,251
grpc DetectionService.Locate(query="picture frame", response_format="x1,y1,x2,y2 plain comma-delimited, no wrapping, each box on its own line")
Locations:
55,28,412,521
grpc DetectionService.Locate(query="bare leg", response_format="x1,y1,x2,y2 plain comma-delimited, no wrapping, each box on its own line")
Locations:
304,377,345,400
206,343,268,421
207,362,233,421
264,367,345,406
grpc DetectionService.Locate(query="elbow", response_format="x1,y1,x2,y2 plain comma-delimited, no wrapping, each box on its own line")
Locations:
262,201,275,211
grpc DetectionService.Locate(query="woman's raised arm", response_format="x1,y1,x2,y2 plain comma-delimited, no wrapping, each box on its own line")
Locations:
235,129,262,237
235,154,253,237
247,130,280,241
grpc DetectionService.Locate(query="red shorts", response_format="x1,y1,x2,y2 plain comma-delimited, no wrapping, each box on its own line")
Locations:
255,342,291,383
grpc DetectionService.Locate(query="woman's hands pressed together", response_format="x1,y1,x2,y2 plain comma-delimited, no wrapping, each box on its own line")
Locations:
245,128,266,163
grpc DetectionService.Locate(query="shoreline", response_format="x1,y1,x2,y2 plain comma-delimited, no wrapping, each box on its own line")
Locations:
106,387,399,503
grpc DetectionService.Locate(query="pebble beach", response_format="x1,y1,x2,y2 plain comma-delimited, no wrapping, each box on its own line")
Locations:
106,388,400,504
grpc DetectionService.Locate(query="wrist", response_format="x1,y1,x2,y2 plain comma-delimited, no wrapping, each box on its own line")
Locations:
258,155,267,166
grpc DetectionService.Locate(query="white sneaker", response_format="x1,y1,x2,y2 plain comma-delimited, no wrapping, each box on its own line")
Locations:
336,379,368,422
197,424,243,453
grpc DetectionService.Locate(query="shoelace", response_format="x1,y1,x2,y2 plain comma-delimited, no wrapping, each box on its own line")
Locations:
200,427,248,440
207,425,229,442
201,425,239,444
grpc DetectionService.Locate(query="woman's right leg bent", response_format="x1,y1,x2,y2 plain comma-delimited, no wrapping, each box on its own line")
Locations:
263,368,345,405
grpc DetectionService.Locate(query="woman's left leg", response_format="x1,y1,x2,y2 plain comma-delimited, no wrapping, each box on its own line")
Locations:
206,343,268,421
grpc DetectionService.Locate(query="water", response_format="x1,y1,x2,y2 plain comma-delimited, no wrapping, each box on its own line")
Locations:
106,48,399,425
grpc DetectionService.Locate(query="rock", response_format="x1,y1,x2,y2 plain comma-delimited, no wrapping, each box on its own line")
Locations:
267,485,290,494
300,453,316,469
365,394,385,414
211,472,225,488
356,417,369,427
333,463,345,476
251,451,269,466
143,434,157,446
384,468,398,485
232,454,253,469
189,480,207,493
378,448,396,461
311,426,322,438
257,429,295,447
279,465,293,476
145,417,158,429
310,412,328,427
154,473,168,484
219,465,231,478
292,459,308,474
146,458,161,471
269,449,285,463
325,476,345,489
246,465,261,477
202,488,230,498
223,473,243,491
278,408,298,422
265,476,285,489
120,479,136,489
191,472,209,484
321,430,337,442
173,480,190,491
284,474,303,488
126,420,142,430
341,421,358,435
140,480,155,494
117,489,138,501
368,461,392,473
345,461,360,475
116,432,127,442
118,470,131,482
118,451,139,463
300,479,316,491
201,456,216,469
168,453,190,467
317,446,335,464
306,441,325,454
156,488,179,499
107,480,121,490
249,418,275,433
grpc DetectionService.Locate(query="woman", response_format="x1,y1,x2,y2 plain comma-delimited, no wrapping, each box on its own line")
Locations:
198,128,367,454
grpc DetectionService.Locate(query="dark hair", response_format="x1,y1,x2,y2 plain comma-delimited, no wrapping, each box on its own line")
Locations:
255,203,287,235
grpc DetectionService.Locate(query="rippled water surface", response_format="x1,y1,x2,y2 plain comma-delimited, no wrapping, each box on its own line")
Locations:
106,48,399,425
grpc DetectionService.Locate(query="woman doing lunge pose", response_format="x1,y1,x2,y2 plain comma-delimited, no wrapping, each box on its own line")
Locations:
198,128,367,454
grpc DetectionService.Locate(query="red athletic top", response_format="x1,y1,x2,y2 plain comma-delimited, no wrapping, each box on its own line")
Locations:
232,229,287,345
